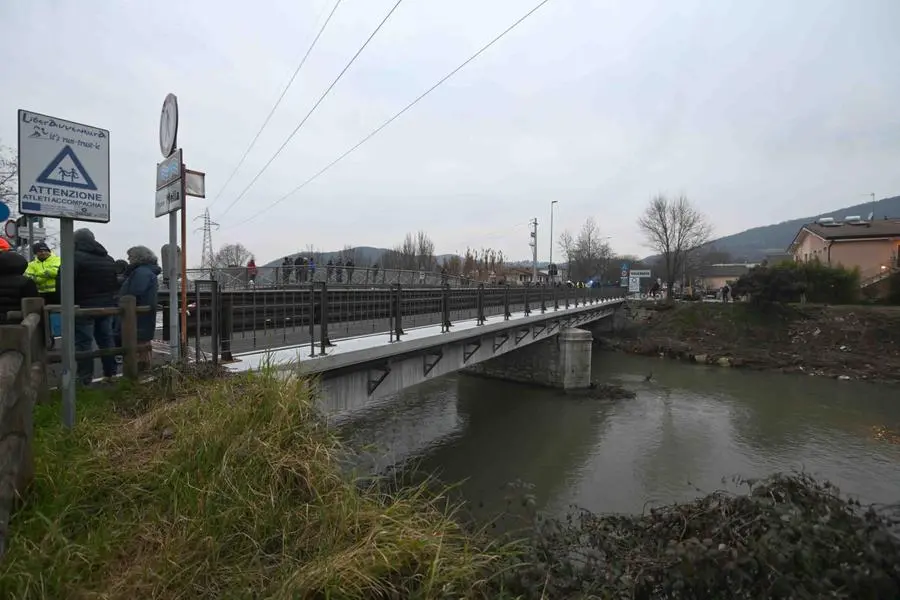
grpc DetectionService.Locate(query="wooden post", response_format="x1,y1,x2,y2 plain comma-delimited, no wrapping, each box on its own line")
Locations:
0,297,47,556
119,295,139,380
21,298,48,406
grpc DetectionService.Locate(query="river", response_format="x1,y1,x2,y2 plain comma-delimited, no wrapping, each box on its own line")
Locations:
334,351,900,525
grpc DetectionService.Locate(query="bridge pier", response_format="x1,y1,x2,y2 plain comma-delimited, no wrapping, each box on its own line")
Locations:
463,327,593,390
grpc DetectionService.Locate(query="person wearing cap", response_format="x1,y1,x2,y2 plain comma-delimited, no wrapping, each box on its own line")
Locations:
26,241,61,305
0,241,40,324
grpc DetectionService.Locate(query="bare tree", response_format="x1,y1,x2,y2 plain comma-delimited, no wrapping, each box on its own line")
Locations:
462,247,477,279
638,195,712,299
570,218,612,282
0,144,16,202
443,254,462,275
212,243,253,268
556,221,612,282
415,230,435,270
383,231,437,271
340,245,359,265
557,230,574,265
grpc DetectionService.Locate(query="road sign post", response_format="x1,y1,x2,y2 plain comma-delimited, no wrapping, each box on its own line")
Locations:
180,177,188,356
156,94,205,361
18,109,110,428
157,95,183,360
27,217,34,259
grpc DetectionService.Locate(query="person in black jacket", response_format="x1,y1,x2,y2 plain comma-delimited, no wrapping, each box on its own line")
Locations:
62,228,119,384
0,249,40,324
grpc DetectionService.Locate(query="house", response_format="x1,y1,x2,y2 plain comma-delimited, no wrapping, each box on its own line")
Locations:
697,263,755,291
503,267,534,285
763,252,793,266
787,216,900,283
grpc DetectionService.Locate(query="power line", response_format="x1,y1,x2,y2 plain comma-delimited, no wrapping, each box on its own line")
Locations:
217,0,405,219
207,0,344,208
222,0,554,230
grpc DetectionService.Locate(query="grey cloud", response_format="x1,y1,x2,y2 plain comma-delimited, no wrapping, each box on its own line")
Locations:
2,0,899,264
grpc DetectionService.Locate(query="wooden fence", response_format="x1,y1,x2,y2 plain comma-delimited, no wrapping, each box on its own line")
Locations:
0,295,150,557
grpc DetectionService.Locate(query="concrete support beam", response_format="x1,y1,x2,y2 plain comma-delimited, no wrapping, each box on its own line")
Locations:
463,327,592,390
557,327,593,389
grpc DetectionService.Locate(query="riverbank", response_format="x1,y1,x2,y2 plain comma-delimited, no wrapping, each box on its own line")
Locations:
606,301,900,383
4,370,899,598
0,372,512,599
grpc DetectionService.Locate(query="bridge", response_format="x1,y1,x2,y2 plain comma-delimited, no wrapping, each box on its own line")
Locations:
170,281,626,411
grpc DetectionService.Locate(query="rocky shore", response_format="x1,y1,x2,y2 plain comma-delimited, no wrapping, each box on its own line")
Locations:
602,301,900,384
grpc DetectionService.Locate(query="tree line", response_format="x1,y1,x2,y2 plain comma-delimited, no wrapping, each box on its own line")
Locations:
207,193,717,295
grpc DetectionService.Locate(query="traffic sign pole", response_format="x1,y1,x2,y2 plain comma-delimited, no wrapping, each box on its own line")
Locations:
179,168,188,357
59,218,76,428
27,217,34,259
168,213,180,361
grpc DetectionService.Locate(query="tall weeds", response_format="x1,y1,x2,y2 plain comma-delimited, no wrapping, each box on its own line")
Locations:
1,370,512,599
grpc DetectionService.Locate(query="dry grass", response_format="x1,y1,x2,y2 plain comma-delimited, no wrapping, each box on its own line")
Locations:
1,370,517,599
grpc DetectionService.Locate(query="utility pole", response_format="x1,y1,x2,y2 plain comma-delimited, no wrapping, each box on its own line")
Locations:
529,217,538,283
871,192,876,220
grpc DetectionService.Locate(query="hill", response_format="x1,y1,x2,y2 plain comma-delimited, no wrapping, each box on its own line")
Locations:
709,195,900,261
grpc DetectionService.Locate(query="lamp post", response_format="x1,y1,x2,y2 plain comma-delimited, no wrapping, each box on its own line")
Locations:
547,200,559,284
549,200,558,262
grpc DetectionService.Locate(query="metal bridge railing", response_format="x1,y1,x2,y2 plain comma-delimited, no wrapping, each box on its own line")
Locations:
178,266,487,290
156,285,626,364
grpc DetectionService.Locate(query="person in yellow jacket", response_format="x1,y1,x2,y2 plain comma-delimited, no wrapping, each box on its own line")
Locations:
26,241,61,304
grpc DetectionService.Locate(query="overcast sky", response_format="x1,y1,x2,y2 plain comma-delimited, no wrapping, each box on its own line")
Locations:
2,0,900,265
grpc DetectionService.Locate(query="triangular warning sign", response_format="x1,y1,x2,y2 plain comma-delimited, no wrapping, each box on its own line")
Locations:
36,145,97,190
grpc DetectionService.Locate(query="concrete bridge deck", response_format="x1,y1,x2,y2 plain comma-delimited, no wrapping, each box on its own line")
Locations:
227,297,625,413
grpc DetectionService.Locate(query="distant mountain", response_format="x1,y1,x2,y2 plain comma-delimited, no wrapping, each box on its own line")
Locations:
706,195,900,261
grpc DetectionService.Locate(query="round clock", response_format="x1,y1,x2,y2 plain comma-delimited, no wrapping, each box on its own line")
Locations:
159,93,179,158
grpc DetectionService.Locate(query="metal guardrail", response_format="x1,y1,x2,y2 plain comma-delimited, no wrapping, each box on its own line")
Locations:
174,266,507,290
157,284,625,363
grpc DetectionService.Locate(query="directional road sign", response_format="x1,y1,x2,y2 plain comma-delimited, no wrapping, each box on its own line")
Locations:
628,275,641,293
155,148,183,217
17,110,110,222
156,181,183,218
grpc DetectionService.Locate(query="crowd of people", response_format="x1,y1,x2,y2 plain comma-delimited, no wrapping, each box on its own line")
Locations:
0,229,160,386
276,255,362,285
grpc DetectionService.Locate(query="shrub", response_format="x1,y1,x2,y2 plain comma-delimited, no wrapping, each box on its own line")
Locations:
496,473,900,599
889,272,900,305
733,260,860,305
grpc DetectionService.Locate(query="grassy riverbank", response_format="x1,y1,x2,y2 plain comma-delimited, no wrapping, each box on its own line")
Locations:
1,371,512,599
4,368,899,598
613,302,900,383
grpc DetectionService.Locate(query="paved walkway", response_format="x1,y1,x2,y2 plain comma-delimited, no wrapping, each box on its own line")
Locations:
56,298,604,382
176,299,593,357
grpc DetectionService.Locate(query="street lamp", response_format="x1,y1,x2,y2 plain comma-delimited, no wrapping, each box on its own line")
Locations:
549,200,558,265
549,200,558,284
